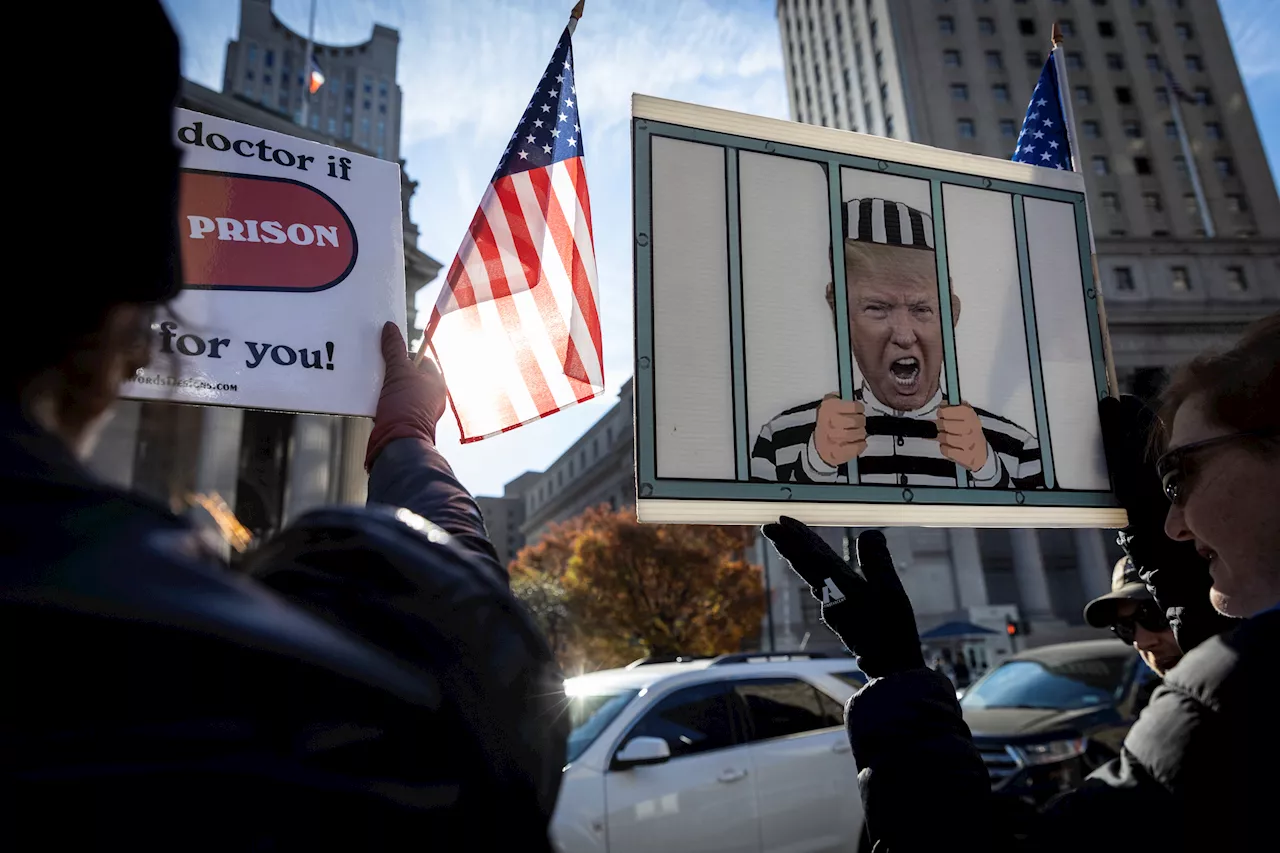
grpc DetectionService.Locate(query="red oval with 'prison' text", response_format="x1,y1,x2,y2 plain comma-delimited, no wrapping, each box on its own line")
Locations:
178,168,358,292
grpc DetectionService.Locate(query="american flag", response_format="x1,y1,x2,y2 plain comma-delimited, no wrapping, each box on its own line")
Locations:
425,23,602,442
1012,55,1072,171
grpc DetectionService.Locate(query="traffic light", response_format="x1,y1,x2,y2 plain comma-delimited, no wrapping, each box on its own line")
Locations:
1005,615,1020,637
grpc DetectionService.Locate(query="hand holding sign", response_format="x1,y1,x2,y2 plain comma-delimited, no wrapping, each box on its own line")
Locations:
814,394,868,468
936,403,990,472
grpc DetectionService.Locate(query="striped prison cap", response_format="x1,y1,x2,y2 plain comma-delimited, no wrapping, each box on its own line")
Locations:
843,198,934,251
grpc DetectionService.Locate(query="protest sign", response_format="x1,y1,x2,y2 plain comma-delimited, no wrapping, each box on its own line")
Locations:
631,95,1128,528
121,108,406,417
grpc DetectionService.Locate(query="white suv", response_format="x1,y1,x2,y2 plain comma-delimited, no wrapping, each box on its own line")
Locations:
552,653,868,853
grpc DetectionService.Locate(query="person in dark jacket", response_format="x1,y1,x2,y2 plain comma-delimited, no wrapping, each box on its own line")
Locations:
764,314,1278,852
2,5,566,849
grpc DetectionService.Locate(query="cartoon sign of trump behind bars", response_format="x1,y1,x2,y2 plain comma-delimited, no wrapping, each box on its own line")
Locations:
751,198,1044,489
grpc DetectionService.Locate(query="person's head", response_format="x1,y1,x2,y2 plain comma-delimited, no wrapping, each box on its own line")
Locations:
1158,315,1280,618
5,3,183,455
1085,557,1181,675
826,199,961,411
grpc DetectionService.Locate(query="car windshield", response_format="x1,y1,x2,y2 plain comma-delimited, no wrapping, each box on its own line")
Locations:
960,656,1132,711
565,688,640,763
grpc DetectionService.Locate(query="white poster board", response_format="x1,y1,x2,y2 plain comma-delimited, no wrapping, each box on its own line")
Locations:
632,96,1126,529
122,108,406,417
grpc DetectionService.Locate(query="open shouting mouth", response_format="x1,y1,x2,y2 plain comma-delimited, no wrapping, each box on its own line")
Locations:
890,356,921,392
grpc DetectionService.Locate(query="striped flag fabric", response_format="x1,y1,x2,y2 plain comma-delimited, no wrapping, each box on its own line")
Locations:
425,23,602,443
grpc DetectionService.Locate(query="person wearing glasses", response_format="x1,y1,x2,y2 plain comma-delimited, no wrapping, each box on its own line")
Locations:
1084,557,1183,676
764,314,1277,852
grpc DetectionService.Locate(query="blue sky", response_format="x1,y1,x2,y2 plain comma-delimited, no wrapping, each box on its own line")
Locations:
162,0,1277,498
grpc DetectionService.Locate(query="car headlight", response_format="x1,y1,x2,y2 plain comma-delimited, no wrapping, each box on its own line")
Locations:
1012,737,1087,766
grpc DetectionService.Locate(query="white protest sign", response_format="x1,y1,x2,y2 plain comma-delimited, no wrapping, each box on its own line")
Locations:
632,96,1127,529
122,108,406,417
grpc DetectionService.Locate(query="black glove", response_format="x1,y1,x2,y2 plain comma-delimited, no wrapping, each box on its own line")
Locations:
1098,395,1239,651
762,517,923,678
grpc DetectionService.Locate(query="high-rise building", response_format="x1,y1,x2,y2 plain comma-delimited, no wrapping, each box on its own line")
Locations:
87,2,440,562
774,0,1279,647
224,0,403,161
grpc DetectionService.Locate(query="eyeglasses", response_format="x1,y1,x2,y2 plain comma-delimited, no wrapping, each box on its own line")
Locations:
1155,428,1278,505
1109,601,1169,645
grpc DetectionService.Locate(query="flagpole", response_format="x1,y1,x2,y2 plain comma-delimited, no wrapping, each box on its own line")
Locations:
1166,70,1216,238
299,0,317,128
1050,22,1118,397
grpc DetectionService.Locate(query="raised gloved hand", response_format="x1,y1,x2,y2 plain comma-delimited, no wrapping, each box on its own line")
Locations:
364,322,448,471
762,517,923,678
1098,395,1238,651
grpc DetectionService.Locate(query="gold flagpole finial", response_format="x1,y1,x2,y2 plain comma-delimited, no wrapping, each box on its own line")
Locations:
1052,21,1064,46
571,0,586,20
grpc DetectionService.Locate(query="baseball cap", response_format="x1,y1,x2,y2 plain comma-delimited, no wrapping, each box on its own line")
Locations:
843,198,935,250
1083,557,1154,628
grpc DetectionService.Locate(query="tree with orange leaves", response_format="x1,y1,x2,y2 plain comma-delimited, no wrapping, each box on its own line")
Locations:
509,506,765,671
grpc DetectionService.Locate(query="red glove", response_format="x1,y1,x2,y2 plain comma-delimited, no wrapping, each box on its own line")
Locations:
364,322,448,471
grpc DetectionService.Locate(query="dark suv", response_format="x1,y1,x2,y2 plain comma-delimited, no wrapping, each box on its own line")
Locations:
960,639,1160,809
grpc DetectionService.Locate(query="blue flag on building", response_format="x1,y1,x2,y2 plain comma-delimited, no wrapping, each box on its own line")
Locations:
1012,56,1072,170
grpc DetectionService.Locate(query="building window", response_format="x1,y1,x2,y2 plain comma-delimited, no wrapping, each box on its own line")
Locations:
1084,120,1101,138
1137,22,1157,43
1185,55,1203,72
1134,156,1153,174
1162,121,1177,138
265,49,275,67
886,114,896,135
1115,86,1133,104
1076,85,1093,103
1060,20,1076,37
1114,267,1135,291
1018,18,1036,36
1099,21,1116,37
939,15,955,34
992,83,1009,101
246,69,255,81
1124,120,1144,138
1214,157,1235,177
1027,50,1043,68
376,120,385,138
1093,156,1111,175
1155,87,1170,105
1171,266,1191,291
1195,88,1213,106
870,18,879,38
1107,53,1125,70
944,49,962,67
379,103,387,115
264,72,273,85
1102,192,1121,212
1144,192,1164,211
958,118,976,137
1146,54,1162,71
999,119,1016,137
363,77,373,94
379,80,389,97
1226,194,1248,213
1133,0,1148,7
979,18,995,35
951,83,970,101
248,44,258,64
1174,155,1188,174
310,114,319,130
1225,266,1248,292
1067,52,1084,69
1204,121,1223,140
343,119,352,138
1175,22,1193,41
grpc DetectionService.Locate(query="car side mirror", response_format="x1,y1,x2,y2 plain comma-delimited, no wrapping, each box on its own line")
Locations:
614,736,671,769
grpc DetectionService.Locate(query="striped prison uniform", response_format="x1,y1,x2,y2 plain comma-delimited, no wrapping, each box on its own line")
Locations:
750,386,1044,489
